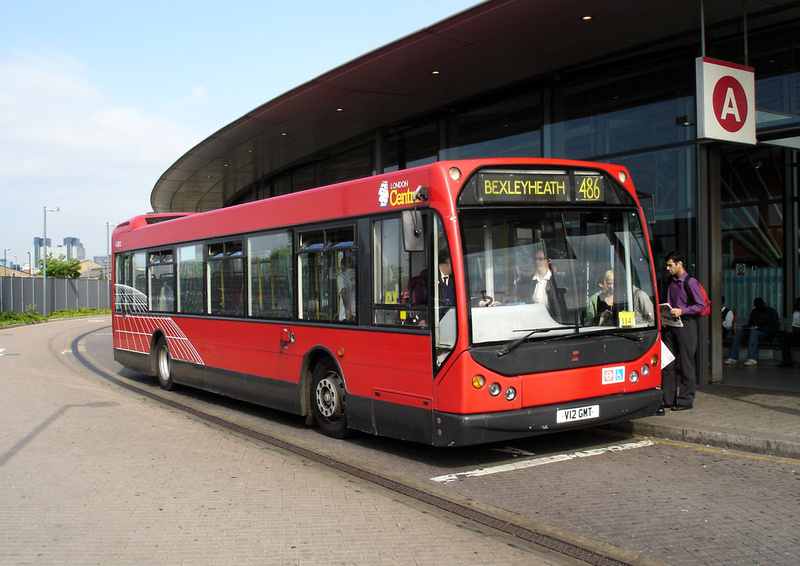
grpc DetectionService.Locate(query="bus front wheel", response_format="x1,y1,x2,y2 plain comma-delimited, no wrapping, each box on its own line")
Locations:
311,360,350,439
155,337,175,391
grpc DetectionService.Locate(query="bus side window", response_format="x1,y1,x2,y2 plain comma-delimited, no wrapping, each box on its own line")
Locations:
298,227,355,323
207,240,244,317
148,249,175,313
247,230,293,319
372,216,427,327
176,244,204,314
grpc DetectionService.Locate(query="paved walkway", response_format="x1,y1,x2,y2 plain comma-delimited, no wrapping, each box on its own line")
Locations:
608,363,800,460
2,317,799,565
0,319,556,565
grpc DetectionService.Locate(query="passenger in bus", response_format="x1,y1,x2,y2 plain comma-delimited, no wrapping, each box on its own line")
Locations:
632,286,655,325
585,270,615,325
409,252,455,326
511,248,566,319
155,280,175,312
585,269,654,326
338,256,356,322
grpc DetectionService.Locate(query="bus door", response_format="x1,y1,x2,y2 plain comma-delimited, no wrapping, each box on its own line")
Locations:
371,213,456,386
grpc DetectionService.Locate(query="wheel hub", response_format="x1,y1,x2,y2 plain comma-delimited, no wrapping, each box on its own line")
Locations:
315,374,341,418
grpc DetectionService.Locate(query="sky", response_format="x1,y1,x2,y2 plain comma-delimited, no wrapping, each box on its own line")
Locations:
0,0,481,266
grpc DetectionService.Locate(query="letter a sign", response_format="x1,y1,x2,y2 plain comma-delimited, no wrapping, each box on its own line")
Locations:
696,57,756,145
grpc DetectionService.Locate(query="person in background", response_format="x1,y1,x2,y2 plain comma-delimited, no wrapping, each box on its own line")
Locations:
778,297,800,368
337,256,356,322
724,297,780,367
721,296,734,339
659,251,705,414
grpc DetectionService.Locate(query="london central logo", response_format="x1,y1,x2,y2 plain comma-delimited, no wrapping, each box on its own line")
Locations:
378,180,389,207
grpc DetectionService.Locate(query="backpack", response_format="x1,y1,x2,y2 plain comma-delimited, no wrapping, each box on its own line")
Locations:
683,276,711,317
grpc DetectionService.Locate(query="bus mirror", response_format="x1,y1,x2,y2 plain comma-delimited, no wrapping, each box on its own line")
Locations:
402,210,424,252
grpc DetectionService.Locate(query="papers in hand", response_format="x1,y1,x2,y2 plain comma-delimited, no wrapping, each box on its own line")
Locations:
659,303,683,327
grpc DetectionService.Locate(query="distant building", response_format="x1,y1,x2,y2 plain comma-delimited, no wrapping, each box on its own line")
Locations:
0,264,33,278
63,237,86,261
79,259,105,279
32,237,51,269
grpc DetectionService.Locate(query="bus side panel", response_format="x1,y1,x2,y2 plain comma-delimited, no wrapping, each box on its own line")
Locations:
114,348,150,376
348,395,434,444
112,314,438,438
170,359,303,414
150,320,435,399
111,313,304,388
329,330,433,401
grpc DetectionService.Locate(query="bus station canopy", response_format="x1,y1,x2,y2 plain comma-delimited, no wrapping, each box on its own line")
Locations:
151,0,794,214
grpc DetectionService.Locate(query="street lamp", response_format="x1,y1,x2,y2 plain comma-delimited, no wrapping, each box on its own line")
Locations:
3,248,10,310
43,206,59,315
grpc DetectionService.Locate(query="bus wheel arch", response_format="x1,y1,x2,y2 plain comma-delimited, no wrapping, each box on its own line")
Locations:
306,351,350,439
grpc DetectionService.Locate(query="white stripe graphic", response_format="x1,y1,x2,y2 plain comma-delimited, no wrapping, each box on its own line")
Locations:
114,285,204,365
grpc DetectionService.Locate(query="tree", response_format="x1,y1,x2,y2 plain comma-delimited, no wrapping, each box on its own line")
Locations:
41,254,81,279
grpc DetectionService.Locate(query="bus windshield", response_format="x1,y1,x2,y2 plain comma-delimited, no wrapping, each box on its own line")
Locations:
462,208,656,345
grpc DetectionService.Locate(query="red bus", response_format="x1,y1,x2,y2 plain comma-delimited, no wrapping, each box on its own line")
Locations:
112,158,662,446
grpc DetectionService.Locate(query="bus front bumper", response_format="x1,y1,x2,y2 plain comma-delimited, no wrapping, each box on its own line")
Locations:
432,388,662,447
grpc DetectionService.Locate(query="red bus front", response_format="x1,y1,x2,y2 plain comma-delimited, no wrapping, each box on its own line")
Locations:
426,163,662,445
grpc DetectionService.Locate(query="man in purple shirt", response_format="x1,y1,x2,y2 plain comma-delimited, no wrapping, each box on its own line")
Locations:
660,251,705,413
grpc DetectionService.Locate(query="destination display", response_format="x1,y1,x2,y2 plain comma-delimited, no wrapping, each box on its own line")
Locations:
461,170,608,205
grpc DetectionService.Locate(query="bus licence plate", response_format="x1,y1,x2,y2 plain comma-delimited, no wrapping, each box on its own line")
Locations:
557,404,599,423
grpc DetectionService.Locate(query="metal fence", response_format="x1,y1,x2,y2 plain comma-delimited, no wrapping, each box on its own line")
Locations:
0,277,110,314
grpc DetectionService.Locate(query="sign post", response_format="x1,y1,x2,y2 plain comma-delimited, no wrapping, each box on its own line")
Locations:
696,58,756,145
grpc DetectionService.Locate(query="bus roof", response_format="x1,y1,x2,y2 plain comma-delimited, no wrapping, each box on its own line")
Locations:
114,159,635,251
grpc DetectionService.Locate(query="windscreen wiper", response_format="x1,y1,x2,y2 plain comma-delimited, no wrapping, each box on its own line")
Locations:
495,326,567,358
597,328,643,345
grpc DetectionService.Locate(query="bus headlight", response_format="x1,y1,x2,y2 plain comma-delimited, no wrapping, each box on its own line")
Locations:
489,383,502,396
472,375,486,389
629,370,640,384
505,387,517,401
640,363,650,377
449,167,462,181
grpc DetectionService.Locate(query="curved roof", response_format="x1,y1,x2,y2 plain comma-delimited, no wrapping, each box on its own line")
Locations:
151,0,797,213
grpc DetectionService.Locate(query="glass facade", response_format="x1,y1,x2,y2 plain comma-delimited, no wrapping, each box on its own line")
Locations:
229,16,799,376
721,145,790,315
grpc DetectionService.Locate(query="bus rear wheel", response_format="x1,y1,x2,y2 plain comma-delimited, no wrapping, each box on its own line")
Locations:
311,360,350,439
155,337,175,391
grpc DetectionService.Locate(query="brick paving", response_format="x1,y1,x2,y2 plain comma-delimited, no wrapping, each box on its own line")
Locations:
0,319,552,565
4,316,799,566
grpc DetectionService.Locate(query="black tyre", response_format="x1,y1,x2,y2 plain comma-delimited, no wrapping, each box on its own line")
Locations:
155,337,175,391
310,359,350,438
